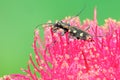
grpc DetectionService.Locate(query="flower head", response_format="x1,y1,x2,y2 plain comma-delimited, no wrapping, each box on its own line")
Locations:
1,8,119,80
22,8,120,80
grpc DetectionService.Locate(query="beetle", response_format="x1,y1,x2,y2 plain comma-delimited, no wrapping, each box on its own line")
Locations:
50,20,91,40
36,6,93,40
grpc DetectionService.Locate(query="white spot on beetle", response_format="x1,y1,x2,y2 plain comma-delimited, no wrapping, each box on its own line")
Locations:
80,33,83,37
73,30,77,33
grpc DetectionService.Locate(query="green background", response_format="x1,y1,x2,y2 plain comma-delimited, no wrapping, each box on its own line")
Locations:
0,0,120,77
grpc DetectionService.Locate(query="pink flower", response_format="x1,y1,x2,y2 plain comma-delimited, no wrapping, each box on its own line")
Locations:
22,8,120,80
1,8,120,80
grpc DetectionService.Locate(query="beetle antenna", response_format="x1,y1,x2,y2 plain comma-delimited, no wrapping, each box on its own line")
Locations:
69,5,86,20
65,5,86,25
35,23,54,29
75,5,86,17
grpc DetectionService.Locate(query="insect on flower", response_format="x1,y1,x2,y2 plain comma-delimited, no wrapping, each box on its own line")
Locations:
51,21,92,40
36,7,92,40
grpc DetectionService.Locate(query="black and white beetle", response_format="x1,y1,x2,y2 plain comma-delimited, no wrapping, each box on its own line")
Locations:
36,6,93,40
50,21,91,40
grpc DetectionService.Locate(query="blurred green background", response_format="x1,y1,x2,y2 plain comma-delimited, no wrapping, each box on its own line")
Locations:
0,0,120,77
